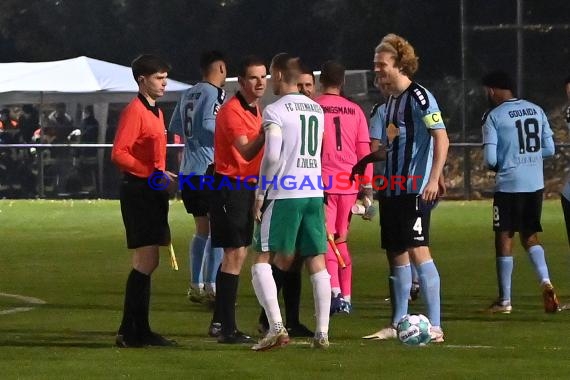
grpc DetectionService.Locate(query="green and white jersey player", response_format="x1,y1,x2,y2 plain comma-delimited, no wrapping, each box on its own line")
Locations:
251,53,331,351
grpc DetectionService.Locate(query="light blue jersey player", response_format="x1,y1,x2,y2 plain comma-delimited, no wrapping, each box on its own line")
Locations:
481,70,559,315
482,99,554,192
168,51,227,305
370,96,422,301
379,83,446,197
355,34,448,343
369,102,385,142
170,81,226,176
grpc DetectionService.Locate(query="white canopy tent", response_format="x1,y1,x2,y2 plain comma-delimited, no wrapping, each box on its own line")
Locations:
0,56,191,104
0,56,191,141
0,56,191,197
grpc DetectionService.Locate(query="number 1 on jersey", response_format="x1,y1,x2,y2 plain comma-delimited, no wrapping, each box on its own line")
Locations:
333,116,342,151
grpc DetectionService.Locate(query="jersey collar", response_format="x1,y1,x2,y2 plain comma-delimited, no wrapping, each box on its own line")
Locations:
137,93,160,117
236,91,258,116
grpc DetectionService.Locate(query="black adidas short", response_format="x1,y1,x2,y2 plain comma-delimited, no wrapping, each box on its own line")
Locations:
562,195,570,246
379,194,431,253
120,173,171,249
209,173,255,248
181,175,211,217
492,190,543,233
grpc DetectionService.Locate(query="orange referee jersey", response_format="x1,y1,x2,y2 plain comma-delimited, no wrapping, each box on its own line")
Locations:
112,94,167,178
214,92,263,179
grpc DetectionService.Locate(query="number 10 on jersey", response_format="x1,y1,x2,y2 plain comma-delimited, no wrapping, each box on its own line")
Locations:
299,115,319,156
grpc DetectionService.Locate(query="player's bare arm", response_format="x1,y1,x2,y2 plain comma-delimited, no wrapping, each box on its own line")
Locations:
423,128,449,202
438,173,447,197
350,145,387,182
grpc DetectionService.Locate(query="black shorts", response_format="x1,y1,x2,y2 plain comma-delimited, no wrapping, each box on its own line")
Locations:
492,190,543,232
562,195,570,246
209,173,255,248
181,175,211,217
379,194,431,253
120,173,171,249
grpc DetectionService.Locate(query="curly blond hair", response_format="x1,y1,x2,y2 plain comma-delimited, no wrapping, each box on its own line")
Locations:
375,33,419,78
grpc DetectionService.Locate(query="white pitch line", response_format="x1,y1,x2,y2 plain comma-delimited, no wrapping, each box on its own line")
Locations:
445,344,569,351
0,292,47,315
200,339,334,346
445,344,515,349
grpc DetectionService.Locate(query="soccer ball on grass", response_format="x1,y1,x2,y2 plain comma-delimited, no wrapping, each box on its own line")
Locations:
396,313,431,346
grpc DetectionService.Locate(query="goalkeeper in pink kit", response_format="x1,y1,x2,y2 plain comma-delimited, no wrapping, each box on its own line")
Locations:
316,61,373,314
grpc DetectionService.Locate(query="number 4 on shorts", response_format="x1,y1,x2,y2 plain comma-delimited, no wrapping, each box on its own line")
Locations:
412,217,422,235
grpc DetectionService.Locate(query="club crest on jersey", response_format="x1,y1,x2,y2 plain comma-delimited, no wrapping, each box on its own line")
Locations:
386,122,399,143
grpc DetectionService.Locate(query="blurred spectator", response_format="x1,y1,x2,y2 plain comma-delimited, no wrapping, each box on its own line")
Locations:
45,103,74,143
0,108,18,130
18,104,40,143
0,108,18,144
80,105,100,143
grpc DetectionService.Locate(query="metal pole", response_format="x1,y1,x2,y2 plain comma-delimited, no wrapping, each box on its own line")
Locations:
38,92,45,198
516,0,524,97
460,0,471,200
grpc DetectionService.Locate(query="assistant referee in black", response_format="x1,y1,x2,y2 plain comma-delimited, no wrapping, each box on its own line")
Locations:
111,54,177,348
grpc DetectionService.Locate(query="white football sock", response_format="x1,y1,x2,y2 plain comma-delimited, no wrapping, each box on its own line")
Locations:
252,263,282,330
311,269,331,335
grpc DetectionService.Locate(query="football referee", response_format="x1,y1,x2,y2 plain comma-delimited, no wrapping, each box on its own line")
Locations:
208,55,267,343
111,54,177,348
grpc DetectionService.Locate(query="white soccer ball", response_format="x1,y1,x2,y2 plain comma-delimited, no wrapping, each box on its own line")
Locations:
396,313,431,346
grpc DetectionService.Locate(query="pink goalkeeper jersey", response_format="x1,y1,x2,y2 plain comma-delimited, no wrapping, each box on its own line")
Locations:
316,93,372,194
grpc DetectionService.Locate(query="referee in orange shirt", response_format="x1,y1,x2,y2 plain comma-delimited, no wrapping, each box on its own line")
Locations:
111,54,177,348
208,55,267,343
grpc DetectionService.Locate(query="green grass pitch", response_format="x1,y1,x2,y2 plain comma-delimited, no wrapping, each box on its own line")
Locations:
1,199,570,379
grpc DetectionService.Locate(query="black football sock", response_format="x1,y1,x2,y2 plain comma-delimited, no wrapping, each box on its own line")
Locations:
219,271,239,336
138,271,152,336
258,308,269,329
283,270,302,327
118,269,148,338
272,264,286,293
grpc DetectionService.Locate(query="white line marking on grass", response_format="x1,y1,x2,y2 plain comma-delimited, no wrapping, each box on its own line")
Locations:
445,344,568,351
200,339,331,346
445,344,515,349
0,292,46,315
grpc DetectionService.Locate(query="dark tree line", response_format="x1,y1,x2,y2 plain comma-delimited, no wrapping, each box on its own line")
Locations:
0,0,568,116
0,0,462,82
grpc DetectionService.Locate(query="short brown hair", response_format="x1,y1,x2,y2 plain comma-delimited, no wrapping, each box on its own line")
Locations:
299,63,315,83
237,55,266,78
319,60,345,88
375,34,419,78
131,54,171,81
271,53,301,84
